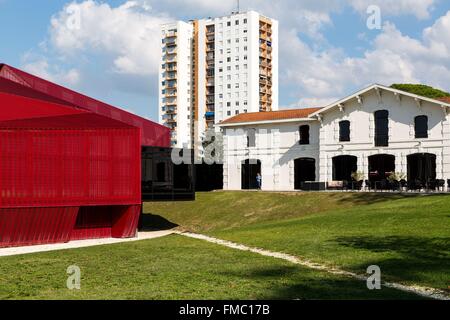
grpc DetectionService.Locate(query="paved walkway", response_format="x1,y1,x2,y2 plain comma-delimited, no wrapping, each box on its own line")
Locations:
0,230,175,257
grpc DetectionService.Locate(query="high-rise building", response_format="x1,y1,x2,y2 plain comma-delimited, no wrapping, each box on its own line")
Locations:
159,11,279,152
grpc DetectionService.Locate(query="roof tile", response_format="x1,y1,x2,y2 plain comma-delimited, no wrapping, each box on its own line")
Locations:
437,97,450,104
220,107,322,125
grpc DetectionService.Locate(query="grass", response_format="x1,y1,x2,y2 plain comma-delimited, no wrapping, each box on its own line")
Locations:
145,191,450,293
0,235,418,300
143,191,408,232
2,191,447,299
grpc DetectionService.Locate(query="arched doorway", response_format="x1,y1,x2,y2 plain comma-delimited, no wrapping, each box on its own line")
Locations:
241,159,261,190
294,158,316,189
368,154,395,183
407,153,436,183
332,155,357,181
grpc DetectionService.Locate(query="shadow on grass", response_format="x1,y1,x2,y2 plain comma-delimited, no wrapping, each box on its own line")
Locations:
140,214,179,231
332,192,443,206
332,235,450,291
219,265,421,299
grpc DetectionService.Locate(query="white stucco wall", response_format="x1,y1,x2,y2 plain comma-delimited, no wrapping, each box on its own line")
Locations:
223,121,320,190
318,90,450,182
221,87,450,191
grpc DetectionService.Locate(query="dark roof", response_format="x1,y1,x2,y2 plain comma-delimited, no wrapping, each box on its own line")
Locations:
220,108,322,125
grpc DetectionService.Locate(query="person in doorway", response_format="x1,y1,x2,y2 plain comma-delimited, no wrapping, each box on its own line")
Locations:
256,173,262,190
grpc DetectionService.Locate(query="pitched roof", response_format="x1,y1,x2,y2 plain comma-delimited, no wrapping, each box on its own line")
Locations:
437,96,450,104
219,107,322,125
0,113,136,130
0,77,81,109
311,84,450,117
0,63,170,147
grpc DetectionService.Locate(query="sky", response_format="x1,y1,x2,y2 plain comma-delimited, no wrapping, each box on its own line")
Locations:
0,0,449,122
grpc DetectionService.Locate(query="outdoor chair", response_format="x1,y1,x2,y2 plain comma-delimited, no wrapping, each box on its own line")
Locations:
390,180,400,191
417,179,426,191
427,179,437,192
436,179,445,192
400,179,407,192
407,180,419,192
327,181,344,190
379,180,387,192
342,180,349,191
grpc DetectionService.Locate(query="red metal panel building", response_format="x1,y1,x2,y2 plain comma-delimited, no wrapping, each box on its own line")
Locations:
0,64,170,248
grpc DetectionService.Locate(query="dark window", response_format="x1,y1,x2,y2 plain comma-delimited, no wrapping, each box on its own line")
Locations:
156,162,166,182
299,125,310,145
142,147,195,201
247,128,256,147
415,115,428,138
332,155,357,181
374,110,389,147
339,120,350,142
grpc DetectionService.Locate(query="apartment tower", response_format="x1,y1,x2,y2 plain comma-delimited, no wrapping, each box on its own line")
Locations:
159,11,279,151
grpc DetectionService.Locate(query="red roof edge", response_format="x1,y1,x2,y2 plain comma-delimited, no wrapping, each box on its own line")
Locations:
0,64,141,118
0,63,170,147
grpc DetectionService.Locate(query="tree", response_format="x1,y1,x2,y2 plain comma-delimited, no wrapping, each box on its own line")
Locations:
390,84,450,99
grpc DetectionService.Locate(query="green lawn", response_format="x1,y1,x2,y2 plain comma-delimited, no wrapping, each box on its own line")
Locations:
0,235,418,300
2,191,447,299
145,191,450,293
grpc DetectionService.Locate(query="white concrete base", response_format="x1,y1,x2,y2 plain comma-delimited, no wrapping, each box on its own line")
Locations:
0,230,175,257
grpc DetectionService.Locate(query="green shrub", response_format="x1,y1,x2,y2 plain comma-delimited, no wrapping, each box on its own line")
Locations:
390,84,450,99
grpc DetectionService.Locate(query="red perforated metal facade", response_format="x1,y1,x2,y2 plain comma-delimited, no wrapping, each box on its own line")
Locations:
0,63,167,248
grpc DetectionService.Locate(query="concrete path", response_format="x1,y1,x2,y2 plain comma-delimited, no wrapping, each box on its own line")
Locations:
0,230,175,257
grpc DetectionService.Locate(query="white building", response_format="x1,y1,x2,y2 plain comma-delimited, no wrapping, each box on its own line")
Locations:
159,21,194,148
158,11,279,154
219,84,450,191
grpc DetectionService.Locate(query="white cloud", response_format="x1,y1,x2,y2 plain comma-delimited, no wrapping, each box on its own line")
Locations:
147,0,339,38
286,96,340,109
21,56,81,86
423,11,450,56
25,0,449,117
348,0,436,19
49,0,173,75
280,12,450,107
